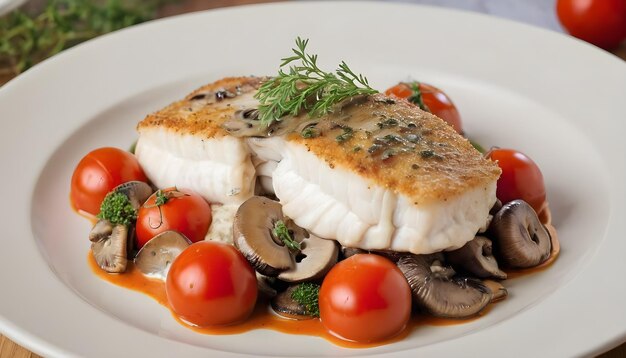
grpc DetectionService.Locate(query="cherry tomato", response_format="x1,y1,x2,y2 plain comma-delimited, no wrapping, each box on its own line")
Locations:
557,0,626,50
166,241,257,326
319,254,411,343
70,147,147,215
487,148,546,214
385,82,463,134
136,188,212,248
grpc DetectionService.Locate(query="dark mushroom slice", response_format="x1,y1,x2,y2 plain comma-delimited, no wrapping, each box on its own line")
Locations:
112,181,153,209
256,273,284,298
89,219,114,242
490,200,552,268
341,247,406,262
396,254,492,319
91,224,128,273
134,231,191,280
278,235,339,283
447,236,507,280
341,246,367,259
270,285,314,320
233,196,295,276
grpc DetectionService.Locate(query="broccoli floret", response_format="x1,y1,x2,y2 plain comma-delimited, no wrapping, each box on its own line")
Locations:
291,282,321,317
97,192,136,226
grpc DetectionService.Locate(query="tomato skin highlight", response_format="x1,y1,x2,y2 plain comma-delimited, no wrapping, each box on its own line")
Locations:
136,188,212,248
488,148,546,213
166,241,257,327
319,254,411,343
557,0,626,50
385,82,463,134
70,147,147,215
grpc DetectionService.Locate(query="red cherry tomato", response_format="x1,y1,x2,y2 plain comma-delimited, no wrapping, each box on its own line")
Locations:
319,254,411,343
166,241,257,326
385,82,463,134
136,188,212,248
557,0,626,50
70,147,147,215
487,148,546,214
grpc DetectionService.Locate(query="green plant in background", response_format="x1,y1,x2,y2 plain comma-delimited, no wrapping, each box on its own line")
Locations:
0,0,167,79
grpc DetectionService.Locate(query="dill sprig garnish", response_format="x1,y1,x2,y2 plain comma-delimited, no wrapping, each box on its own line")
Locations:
254,37,378,126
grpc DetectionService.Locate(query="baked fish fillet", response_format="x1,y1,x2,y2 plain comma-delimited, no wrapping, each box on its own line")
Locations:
136,77,501,254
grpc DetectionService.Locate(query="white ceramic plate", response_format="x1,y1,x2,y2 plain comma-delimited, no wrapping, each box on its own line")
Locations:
1,2,625,357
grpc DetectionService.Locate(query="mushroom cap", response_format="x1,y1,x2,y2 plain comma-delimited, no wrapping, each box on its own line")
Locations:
447,236,507,280
91,224,128,273
277,235,339,283
113,181,153,209
270,285,314,320
396,254,492,318
490,200,552,268
89,219,113,242
483,280,508,303
134,230,191,280
233,196,294,276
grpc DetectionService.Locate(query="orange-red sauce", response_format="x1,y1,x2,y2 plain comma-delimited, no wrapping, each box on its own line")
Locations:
85,214,560,348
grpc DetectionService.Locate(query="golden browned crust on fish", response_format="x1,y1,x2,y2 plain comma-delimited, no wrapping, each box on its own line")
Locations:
137,77,500,204
288,94,501,203
136,76,262,138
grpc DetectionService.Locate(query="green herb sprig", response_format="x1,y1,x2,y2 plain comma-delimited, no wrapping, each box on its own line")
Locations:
273,220,301,252
254,37,378,126
0,0,166,80
291,283,320,317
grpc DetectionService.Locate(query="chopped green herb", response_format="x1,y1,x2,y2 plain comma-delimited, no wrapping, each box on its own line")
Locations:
368,143,383,154
469,139,486,154
352,145,362,152
291,283,320,317
382,148,396,160
405,134,421,143
97,192,136,226
377,118,399,129
273,220,301,252
0,0,166,78
254,37,378,126
301,126,318,139
420,149,435,158
335,126,354,143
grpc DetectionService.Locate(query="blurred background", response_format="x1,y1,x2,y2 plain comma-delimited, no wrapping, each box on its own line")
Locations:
0,0,625,356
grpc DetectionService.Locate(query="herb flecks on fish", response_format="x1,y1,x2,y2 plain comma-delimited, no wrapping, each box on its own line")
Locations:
255,37,378,126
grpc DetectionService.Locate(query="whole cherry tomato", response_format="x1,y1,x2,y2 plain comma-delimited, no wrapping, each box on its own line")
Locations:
557,0,626,50
136,188,212,248
319,254,411,343
166,241,257,326
385,82,463,134
70,147,147,215
487,148,546,214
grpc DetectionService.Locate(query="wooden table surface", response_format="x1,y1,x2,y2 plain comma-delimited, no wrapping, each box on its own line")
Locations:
1,0,625,357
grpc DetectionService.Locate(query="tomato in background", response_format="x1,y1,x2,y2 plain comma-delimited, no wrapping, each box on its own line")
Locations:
70,147,147,215
556,0,626,50
319,254,411,343
166,241,257,327
385,82,463,134
136,188,212,248
487,148,546,214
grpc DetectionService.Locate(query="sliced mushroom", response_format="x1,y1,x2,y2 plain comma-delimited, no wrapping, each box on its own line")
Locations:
91,224,128,273
447,236,507,280
257,273,284,298
134,231,191,280
278,235,339,283
89,219,113,242
490,200,552,268
233,196,295,276
112,181,153,209
396,254,492,318
270,285,314,320
483,280,508,303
